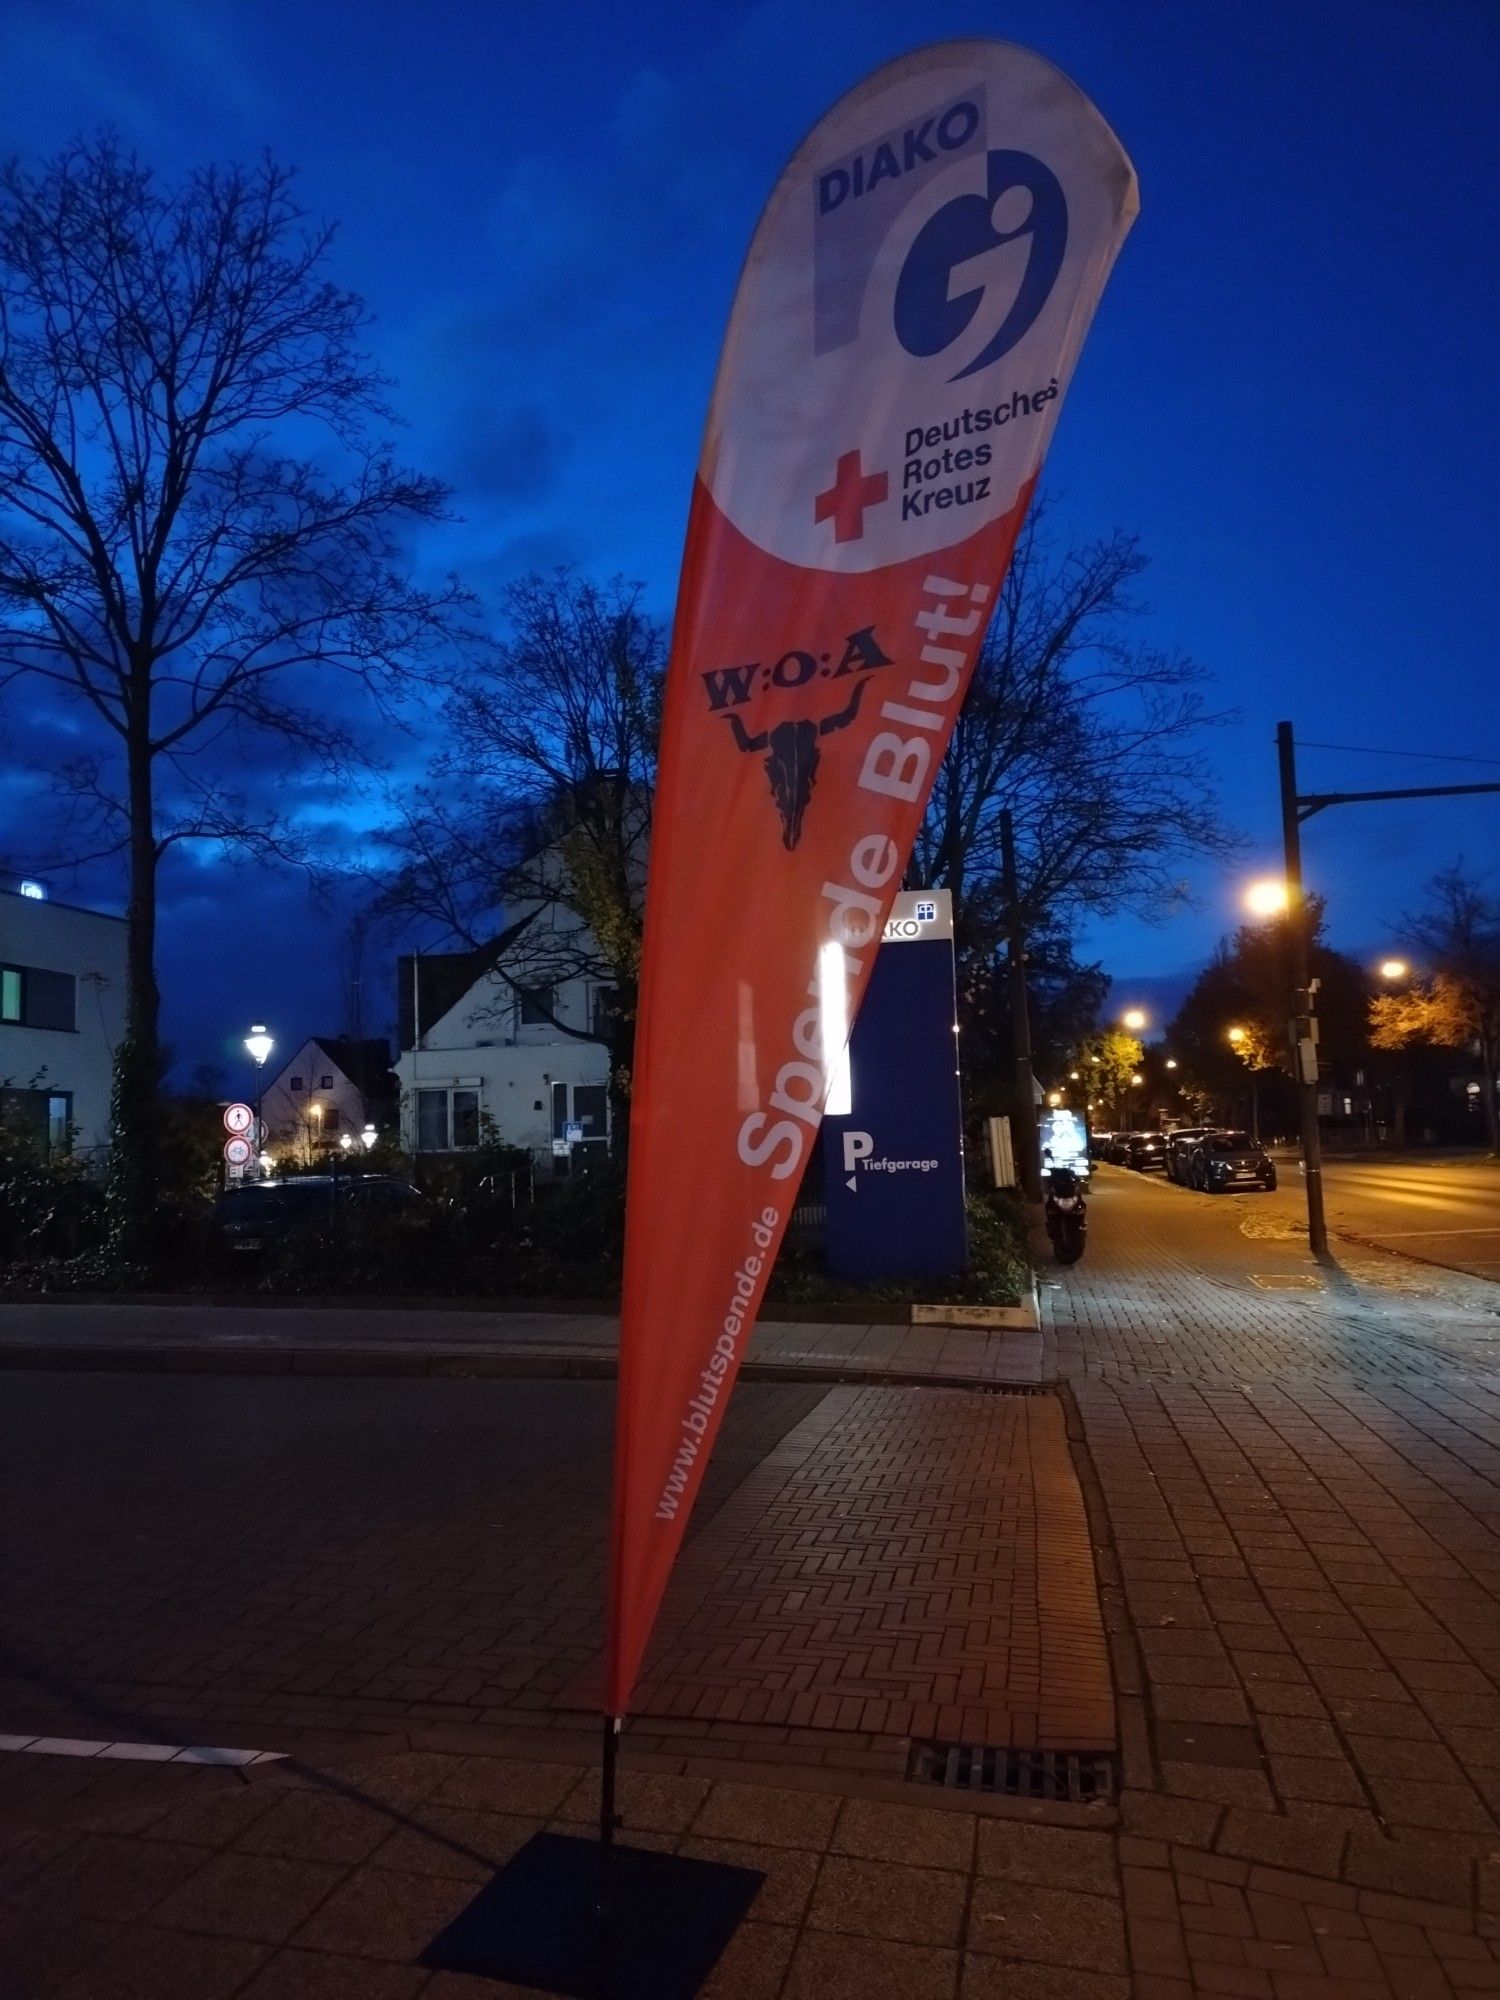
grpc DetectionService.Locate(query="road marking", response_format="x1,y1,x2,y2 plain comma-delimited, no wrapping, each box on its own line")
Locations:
0,1734,284,1765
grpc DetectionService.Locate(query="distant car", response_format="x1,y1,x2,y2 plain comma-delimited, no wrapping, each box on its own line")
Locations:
1087,1129,1116,1162
1164,1126,1215,1184
216,1174,422,1252
1189,1132,1277,1193
1103,1132,1136,1165
1125,1133,1167,1173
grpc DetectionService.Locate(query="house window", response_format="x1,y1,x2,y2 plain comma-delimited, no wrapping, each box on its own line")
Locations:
590,985,619,1037
518,986,555,1027
320,1073,333,1088
0,965,76,1030
452,1089,480,1148
415,1087,482,1151
290,1075,304,1092
47,1093,73,1152
416,1089,448,1151
322,1106,341,1137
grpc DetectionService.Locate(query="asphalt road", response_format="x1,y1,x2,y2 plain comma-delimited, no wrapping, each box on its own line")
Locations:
1256,1152,1500,1278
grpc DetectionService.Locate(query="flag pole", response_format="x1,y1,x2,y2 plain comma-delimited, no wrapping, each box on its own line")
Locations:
597,1713,621,1911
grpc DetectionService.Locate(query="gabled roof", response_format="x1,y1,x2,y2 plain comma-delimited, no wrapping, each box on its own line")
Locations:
309,1037,394,1097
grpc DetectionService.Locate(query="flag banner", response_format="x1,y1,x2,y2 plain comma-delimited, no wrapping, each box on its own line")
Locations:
606,39,1136,1715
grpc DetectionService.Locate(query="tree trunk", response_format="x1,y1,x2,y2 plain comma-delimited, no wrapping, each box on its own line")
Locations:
1482,1037,1500,1156
108,714,161,1262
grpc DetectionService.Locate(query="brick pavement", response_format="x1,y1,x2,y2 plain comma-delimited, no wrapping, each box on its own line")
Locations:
4,1163,1500,1994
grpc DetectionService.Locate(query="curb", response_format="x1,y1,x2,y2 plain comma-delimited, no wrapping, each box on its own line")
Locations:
0,1340,1049,1392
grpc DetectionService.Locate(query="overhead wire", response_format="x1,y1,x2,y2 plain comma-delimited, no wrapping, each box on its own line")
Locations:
1297,739,1500,770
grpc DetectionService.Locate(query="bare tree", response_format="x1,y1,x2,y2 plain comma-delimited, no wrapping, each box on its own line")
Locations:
0,136,467,1248
910,501,1235,942
1371,863,1500,1153
381,570,662,1125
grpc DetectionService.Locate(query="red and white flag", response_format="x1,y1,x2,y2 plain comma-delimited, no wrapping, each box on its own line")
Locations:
606,39,1137,1716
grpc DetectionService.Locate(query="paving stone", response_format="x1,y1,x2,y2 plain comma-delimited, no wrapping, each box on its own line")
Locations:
677,1836,821,1926
429,1758,579,1818
782,1930,959,2000
54,1924,268,1999
235,1790,397,1865
699,1919,799,2000
19,1832,215,1923
149,1850,346,1943
975,1818,1117,1895
831,1796,975,1872
365,1805,537,1882
968,1878,1129,1972
963,1956,1131,1997
288,1864,481,1960
689,1780,841,1850
238,1947,428,1998
808,1853,968,1947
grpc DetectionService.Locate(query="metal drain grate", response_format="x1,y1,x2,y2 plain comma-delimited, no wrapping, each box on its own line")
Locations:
907,1741,1117,1805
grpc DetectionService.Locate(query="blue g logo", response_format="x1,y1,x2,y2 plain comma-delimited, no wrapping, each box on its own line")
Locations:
894,150,1067,381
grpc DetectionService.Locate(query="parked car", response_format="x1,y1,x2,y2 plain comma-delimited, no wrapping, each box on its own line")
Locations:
1189,1131,1277,1193
1087,1129,1116,1163
1103,1132,1136,1165
1164,1126,1215,1184
216,1174,422,1251
1125,1133,1167,1172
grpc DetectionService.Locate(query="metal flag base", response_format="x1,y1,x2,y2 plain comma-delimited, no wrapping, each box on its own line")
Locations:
419,1830,764,1998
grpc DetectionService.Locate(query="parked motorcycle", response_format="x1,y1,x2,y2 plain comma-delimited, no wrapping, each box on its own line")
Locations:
1044,1166,1088,1265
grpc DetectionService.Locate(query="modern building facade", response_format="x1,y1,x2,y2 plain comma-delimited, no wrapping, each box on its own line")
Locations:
0,883,127,1158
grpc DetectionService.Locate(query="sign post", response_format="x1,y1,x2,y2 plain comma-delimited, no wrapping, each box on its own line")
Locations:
822,890,966,1281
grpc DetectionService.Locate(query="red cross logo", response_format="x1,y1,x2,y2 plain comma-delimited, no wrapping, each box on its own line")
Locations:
814,449,888,543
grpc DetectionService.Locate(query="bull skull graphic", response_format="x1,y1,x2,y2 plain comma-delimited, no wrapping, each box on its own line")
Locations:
725,676,871,850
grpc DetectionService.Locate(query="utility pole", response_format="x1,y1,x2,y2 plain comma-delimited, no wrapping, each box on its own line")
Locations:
1000,808,1042,1201
1277,723,1328,1255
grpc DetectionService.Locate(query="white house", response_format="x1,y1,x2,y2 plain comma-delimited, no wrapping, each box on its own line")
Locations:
393,901,614,1167
0,881,127,1158
258,1036,396,1162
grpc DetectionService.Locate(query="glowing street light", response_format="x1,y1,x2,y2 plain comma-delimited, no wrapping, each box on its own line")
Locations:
1227,1025,1247,1045
1069,1070,1081,1081
1244,877,1289,918
244,1024,274,1175
361,1123,378,1152
1047,1091,1062,1107
339,1132,354,1153
1130,1073,1144,1087
1379,958,1410,981
1165,1058,1178,1070
1121,1008,1147,1032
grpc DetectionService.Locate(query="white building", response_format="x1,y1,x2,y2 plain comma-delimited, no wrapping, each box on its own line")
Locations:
0,882,128,1158
393,903,614,1167
258,1036,395,1162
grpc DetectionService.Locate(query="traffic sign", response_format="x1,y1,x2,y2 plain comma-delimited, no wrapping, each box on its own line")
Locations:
223,1102,254,1136
224,1136,253,1167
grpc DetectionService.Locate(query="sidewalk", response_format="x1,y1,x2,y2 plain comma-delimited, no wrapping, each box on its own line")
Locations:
3,1168,1499,1996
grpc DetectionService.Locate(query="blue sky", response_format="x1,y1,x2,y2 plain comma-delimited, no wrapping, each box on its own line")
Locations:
3,0,1498,1074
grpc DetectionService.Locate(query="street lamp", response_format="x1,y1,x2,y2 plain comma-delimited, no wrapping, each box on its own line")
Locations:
1379,958,1410,981
244,1025,274,1169
361,1123,377,1152
1069,1070,1081,1081
1122,1008,1147,1032
1244,877,1289,918
1130,1073,1144,1086
1227,1025,1247,1045
1165,1058,1178,1070
339,1132,354,1153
